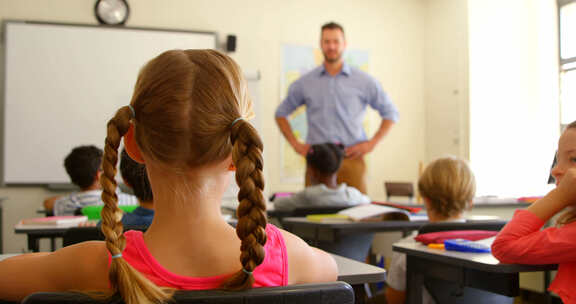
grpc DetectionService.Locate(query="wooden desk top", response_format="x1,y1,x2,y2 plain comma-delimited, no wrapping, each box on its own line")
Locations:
393,238,556,273
331,254,386,284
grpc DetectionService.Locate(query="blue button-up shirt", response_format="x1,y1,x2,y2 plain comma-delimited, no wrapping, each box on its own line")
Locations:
275,63,399,146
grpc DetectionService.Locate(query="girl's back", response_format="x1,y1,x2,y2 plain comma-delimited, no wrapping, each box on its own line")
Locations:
0,49,337,303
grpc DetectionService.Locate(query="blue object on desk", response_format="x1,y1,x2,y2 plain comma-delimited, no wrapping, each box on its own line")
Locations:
444,239,491,253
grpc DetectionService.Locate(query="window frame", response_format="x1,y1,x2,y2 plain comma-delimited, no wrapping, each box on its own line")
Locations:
558,0,576,126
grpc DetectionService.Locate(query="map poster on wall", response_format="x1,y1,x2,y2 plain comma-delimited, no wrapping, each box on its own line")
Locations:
279,44,371,182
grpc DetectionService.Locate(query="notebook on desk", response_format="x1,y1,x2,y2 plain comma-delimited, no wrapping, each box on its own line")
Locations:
19,215,87,227
306,204,413,222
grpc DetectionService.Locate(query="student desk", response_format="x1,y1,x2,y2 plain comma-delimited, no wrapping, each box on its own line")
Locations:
14,224,67,252
281,217,427,262
281,217,427,242
15,218,238,252
393,238,557,304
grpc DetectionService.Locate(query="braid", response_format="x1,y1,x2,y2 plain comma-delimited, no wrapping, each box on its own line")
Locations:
221,119,267,290
100,106,172,304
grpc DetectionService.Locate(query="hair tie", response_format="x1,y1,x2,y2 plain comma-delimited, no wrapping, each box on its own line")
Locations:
231,117,244,127
242,268,253,275
111,253,123,259
128,105,136,118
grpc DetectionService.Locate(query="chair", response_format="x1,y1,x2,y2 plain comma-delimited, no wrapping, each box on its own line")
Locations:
384,182,414,201
21,281,354,304
416,221,513,304
62,226,148,247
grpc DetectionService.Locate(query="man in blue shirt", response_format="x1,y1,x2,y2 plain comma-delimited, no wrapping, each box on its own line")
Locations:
275,22,399,193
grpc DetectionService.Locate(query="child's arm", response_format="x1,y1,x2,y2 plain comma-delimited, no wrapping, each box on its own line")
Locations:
280,229,338,284
492,211,576,264
0,241,109,301
492,169,576,264
43,195,61,212
385,251,407,304
527,167,576,221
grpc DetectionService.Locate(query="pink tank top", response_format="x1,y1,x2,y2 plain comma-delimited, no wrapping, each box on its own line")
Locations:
107,224,288,289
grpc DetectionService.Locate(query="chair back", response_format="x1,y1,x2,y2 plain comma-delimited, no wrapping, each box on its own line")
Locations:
384,182,414,201
22,281,354,304
62,225,148,247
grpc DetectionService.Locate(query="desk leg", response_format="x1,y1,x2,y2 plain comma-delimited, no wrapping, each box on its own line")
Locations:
352,284,368,304
28,236,40,252
406,255,424,304
544,270,552,304
50,237,56,251
402,229,411,238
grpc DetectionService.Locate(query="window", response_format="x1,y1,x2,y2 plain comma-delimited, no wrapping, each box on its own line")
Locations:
560,0,576,125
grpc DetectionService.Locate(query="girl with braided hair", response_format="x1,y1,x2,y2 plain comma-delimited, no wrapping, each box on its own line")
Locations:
386,156,476,304
0,49,337,303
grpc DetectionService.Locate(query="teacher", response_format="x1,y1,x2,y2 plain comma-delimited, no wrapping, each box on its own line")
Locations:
275,22,399,194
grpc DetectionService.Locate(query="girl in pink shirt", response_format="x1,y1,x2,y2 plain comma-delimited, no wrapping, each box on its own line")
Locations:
492,121,576,304
0,50,337,303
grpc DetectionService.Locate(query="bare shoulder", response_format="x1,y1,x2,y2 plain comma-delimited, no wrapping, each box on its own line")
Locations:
0,241,110,301
278,228,338,284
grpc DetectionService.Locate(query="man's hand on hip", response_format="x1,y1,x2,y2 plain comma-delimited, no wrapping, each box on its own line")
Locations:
345,141,375,159
292,141,311,156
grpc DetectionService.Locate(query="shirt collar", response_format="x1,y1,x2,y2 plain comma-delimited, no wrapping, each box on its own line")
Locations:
319,62,351,77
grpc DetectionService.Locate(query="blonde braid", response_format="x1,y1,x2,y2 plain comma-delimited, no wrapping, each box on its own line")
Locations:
221,119,267,290
100,106,172,304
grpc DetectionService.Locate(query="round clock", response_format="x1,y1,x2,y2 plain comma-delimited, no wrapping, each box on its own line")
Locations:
94,0,130,25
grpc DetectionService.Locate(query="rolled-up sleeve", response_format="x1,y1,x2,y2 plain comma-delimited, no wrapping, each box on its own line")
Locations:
367,79,399,122
492,209,576,264
276,81,305,117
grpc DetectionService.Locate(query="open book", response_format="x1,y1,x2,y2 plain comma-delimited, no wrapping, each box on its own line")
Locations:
19,215,88,227
306,204,412,222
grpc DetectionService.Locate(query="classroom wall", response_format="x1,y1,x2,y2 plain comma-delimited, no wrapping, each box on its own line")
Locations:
0,0,427,252
423,0,469,162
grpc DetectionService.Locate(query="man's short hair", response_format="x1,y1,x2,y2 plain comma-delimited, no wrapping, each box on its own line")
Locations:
306,143,345,175
120,149,153,202
321,22,345,36
64,145,103,189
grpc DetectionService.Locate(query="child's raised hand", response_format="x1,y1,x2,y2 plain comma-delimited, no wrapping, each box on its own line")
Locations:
556,167,576,207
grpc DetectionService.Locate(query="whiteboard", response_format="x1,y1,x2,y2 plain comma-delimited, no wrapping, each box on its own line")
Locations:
3,22,218,184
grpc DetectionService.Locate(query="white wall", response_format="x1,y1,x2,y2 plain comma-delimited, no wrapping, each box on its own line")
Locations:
0,0,427,252
423,0,470,163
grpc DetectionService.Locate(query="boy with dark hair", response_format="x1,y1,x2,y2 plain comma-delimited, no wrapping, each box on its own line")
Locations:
117,149,154,226
43,145,137,215
274,143,370,211
64,145,103,189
